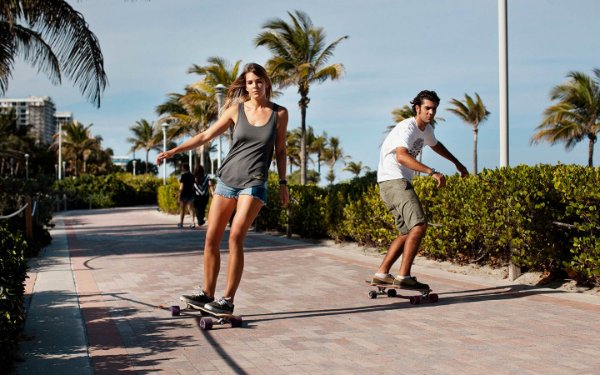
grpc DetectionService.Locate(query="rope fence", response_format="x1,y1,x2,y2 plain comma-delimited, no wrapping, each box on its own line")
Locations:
0,203,29,220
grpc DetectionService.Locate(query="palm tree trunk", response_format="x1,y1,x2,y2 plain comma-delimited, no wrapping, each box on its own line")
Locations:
473,127,479,175
145,149,150,174
300,99,308,185
589,136,595,167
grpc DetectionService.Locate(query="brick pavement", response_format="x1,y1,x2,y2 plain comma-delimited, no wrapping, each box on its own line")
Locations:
19,207,600,374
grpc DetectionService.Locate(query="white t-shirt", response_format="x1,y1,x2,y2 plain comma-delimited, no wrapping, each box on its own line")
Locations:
377,117,438,183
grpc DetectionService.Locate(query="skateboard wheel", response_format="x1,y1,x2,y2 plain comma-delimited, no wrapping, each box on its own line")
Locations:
230,317,243,328
200,317,213,331
170,306,180,316
409,296,421,305
368,290,378,299
387,289,397,298
429,293,439,303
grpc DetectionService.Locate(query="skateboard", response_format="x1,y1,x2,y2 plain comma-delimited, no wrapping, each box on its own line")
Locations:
171,299,243,330
365,281,439,305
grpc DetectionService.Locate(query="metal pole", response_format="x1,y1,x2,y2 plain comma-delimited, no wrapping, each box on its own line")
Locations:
188,149,193,170
162,123,169,185
25,154,29,179
58,122,62,180
133,160,136,176
215,84,226,169
499,0,509,168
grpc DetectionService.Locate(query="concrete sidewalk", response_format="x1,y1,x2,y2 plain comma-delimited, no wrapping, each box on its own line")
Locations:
15,206,600,374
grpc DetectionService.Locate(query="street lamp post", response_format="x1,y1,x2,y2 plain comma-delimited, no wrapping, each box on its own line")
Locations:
161,121,170,185
25,153,29,179
215,84,226,170
58,122,62,180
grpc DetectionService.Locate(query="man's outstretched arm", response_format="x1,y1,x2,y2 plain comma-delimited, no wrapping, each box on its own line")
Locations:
430,142,469,177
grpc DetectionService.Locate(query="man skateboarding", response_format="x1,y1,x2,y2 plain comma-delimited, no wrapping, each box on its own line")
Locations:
371,90,468,290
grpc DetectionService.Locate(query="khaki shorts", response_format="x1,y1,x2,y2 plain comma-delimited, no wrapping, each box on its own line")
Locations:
379,179,426,235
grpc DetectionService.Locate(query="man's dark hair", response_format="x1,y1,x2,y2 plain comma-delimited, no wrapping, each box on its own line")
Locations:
181,163,190,172
410,90,440,114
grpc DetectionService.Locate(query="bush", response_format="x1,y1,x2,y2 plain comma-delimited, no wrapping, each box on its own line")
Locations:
0,225,28,371
553,165,600,283
54,173,162,209
157,177,181,214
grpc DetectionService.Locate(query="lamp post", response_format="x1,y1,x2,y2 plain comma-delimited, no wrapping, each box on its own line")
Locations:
215,83,226,169
132,159,137,176
58,122,63,180
25,153,29,179
161,121,170,185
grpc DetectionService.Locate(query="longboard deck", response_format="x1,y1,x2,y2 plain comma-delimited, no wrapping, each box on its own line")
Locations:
170,297,243,330
365,280,432,292
365,280,439,304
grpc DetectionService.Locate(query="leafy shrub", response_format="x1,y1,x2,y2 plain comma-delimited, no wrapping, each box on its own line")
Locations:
156,177,181,214
0,225,28,371
54,173,161,209
553,165,600,283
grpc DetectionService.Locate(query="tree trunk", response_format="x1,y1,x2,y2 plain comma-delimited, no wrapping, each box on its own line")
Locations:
145,149,150,174
299,98,308,185
473,126,479,175
589,136,595,167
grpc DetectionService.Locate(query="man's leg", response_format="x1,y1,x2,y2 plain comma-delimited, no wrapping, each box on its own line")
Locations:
398,222,427,276
377,234,407,274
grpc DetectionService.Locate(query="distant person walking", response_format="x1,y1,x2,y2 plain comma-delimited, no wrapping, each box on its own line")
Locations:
371,90,468,290
157,63,289,315
178,163,196,229
193,165,213,227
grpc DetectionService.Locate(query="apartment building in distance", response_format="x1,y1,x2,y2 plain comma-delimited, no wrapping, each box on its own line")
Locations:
0,96,60,145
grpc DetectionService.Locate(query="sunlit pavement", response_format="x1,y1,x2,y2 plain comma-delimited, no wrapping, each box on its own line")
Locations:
16,206,600,374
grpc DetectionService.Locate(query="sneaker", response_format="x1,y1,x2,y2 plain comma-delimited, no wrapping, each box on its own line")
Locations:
370,273,395,285
189,223,196,229
204,297,234,315
177,223,183,229
180,289,214,307
393,276,430,290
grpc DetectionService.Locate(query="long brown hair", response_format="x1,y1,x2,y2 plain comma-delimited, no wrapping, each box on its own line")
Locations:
223,63,272,109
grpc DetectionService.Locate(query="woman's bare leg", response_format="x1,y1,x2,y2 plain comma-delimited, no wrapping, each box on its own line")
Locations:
202,195,237,297
223,195,264,302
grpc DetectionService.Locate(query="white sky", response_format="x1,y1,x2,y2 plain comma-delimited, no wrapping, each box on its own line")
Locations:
4,0,600,181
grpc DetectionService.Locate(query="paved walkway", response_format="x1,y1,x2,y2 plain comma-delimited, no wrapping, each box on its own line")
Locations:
14,206,600,374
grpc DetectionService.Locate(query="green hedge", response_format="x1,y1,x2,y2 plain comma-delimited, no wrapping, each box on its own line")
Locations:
0,225,28,371
157,177,182,214
54,173,162,209
154,165,599,285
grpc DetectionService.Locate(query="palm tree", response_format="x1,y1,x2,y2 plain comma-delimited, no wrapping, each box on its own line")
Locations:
447,93,490,174
309,129,328,177
343,160,370,178
255,10,348,185
127,119,161,173
0,1,107,107
157,57,241,168
52,121,100,176
531,69,600,167
286,129,301,174
0,109,34,176
322,136,346,184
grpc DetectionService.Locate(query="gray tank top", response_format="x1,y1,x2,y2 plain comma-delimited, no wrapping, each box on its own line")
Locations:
218,103,279,188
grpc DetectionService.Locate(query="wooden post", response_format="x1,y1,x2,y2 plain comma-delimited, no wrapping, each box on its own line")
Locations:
25,196,33,240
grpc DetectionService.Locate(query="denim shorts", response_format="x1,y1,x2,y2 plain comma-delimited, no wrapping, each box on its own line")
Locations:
214,178,267,205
